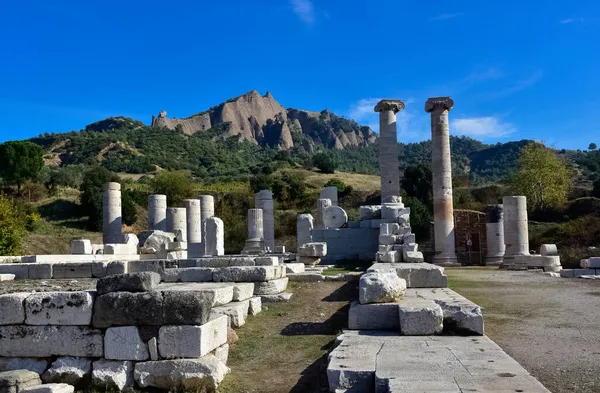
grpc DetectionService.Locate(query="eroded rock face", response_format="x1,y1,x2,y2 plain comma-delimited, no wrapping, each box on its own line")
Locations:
0,370,41,393
91,360,134,391
42,358,92,386
359,272,406,304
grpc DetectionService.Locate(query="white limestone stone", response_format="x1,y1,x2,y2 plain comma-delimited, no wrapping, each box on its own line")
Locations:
348,301,399,330
248,296,262,315
148,194,167,231
376,251,401,263
134,357,229,391
359,205,381,220
213,266,282,282
0,293,28,325
380,223,400,236
368,263,448,288
255,256,278,266
165,241,187,251
139,230,175,252
70,239,92,255
158,315,228,358
92,360,134,391
485,204,505,265
378,235,397,245
42,357,92,385
297,256,321,266
0,358,49,375
166,208,187,242
25,291,93,326
403,250,425,263
381,204,408,223
285,263,306,273
260,293,293,303
20,383,74,393
0,326,103,357
298,242,327,257
210,300,250,327
296,214,314,247
503,196,530,262
320,186,339,206
255,190,275,252
0,273,15,281
148,337,159,361
375,100,404,202
232,283,254,301
540,244,558,256
398,300,443,335
316,199,332,229
359,272,406,304
213,343,229,365
104,326,149,361
103,182,122,244
323,206,348,229
204,217,224,256
183,199,202,243
586,257,600,268
253,277,289,295
379,245,393,252
403,233,416,244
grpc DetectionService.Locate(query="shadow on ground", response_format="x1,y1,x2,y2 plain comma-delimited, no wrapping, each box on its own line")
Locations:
321,281,358,302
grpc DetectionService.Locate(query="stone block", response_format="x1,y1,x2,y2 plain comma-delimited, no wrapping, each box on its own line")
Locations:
585,257,600,268
232,283,254,301
248,297,262,315
378,235,397,245
91,360,134,391
255,257,278,266
253,277,288,295
376,251,401,263
186,243,206,258
105,326,149,361
359,272,406,304
93,292,164,328
42,357,92,386
435,300,484,335
0,265,29,280
378,245,393,252
359,205,381,220
213,266,280,282
298,242,327,257
25,292,93,326
213,343,229,365
126,260,168,275
260,293,293,302
287,272,325,282
96,272,161,295
162,268,213,283
540,244,558,256
0,358,48,375
52,264,92,279
162,291,215,325
228,257,255,267
0,274,15,282
0,293,28,325
90,262,109,278
348,301,399,330
20,384,73,393
210,300,250,327
297,256,320,266
0,370,41,393
148,337,159,361
139,230,176,251
399,301,443,335
166,241,187,251
0,326,103,357
403,250,424,263
370,263,448,288
106,261,128,275
70,239,92,255
134,357,229,391
380,223,400,236
158,315,228,358
28,264,53,279
403,233,416,244
284,263,305,273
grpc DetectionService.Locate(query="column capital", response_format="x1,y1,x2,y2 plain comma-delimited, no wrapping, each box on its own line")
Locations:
425,97,454,113
374,99,405,114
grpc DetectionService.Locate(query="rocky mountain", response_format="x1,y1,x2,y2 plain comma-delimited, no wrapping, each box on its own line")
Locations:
150,90,377,151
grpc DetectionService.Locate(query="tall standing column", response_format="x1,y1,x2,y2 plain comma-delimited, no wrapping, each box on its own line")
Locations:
374,100,405,203
198,195,215,245
148,194,167,231
255,190,275,252
242,209,265,254
205,217,224,256
502,196,530,264
184,199,201,243
166,207,187,242
426,97,457,265
485,204,505,265
103,182,122,244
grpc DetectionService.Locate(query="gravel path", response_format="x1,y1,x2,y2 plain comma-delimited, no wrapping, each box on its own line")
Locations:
447,268,600,393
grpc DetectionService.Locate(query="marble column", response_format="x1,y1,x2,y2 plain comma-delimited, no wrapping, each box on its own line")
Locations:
502,196,530,264
242,209,265,254
205,217,224,256
485,204,505,265
198,195,215,246
374,100,405,203
183,199,202,243
148,194,167,231
297,214,314,248
103,182,122,244
255,190,275,252
316,198,332,229
166,207,187,242
425,97,457,265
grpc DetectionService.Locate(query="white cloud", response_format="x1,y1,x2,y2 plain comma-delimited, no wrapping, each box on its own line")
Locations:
560,18,584,24
453,117,516,138
429,13,465,21
290,0,315,25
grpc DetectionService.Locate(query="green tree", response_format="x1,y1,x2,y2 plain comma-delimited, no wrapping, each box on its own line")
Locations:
403,196,432,241
150,171,194,207
401,165,433,209
313,152,337,174
121,190,138,226
0,196,27,255
512,143,573,210
81,166,119,231
0,141,45,193
589,143,597,151
592,179,600,198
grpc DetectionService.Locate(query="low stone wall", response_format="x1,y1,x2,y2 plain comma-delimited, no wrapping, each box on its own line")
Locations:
311,228,378,263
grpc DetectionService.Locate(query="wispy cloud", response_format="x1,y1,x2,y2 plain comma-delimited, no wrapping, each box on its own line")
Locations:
290,0,315,25
464,68,505,83
560,18,584,24
453,117,516,138
429,13,465,21
483,69,544,99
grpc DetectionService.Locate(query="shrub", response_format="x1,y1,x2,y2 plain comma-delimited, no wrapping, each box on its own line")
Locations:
313,153,337,174
0,196,28,255
81,166,119,231
324,179,353,198
403,196,432,241
250,174,273,193
149,171,195,207
121,190,138,226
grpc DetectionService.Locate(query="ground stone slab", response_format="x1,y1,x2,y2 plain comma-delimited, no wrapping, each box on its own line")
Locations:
253,278,289,295
260,293,293,303
298,242,327,257
42,357,91,386
398,300,443,335
104,326,149,361
287,272,325,282
213,343,229,365
0,275,15,282
157,282,233,307
0,359,48,375
0,370,41,393
91,360,134,391
25,292,93,326
0,326,103,358
161,268,213,283
248,297,262,315
158,315,228,358
359,272,406,304
368,263,447,288
20,384,74,393
134,357,229,391
0,293,28,325
284,263,305,274
96,272,161,295
213,266,282,282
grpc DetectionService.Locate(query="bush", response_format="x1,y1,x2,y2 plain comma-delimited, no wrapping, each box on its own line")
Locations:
122,190,138,226
403,196,432,241
313,153,336,174
0,196,28,255
324,179,353,198
272,172,308,208
149,171,195,207
566,197,600,219
81,166,119,231
593,180,600,198
249,174,273,193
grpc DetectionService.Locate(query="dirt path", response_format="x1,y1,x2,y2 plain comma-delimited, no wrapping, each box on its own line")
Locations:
447,267,600,393
218,280,355,393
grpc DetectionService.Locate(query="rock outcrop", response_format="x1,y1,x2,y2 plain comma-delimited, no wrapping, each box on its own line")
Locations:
151,90,377,151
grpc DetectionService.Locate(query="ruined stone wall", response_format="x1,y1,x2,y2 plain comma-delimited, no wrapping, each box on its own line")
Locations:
453,209,488,265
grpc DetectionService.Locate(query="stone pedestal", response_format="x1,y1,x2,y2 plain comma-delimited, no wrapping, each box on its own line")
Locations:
316,199,332,229
103,183,122,244
204,217,224,256
148,195,167,231
502,196,530,265
183,199,201,243
485,204,505,265
320,187,338,206
297,214,314,248
166,208,187,242
255,190,275,252
425,97,457,265
242,209,266,254
374,100,405,203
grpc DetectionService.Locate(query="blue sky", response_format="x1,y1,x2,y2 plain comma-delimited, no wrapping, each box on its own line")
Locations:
1,0,598,149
